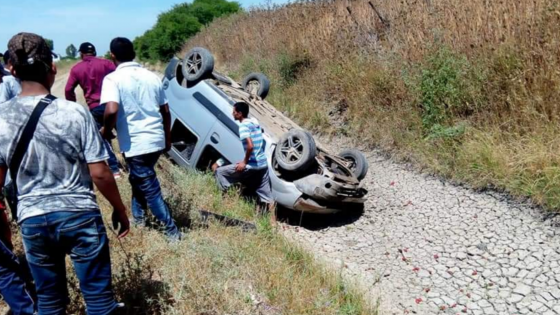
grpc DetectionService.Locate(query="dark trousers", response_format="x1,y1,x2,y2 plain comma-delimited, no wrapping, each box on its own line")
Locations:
90,104,119,173
0,238,35,315
20,211,117,315
126,151,180,240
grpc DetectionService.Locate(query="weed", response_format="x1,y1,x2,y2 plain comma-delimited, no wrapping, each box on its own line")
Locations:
178,0,560,211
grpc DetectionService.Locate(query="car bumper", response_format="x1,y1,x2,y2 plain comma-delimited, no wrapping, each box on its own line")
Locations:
294,174,367,201
292,174,367,213
293,196,366,214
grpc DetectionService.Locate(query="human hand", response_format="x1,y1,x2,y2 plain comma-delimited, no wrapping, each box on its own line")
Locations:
112,208,130,239
0,202,13,249
101,127,116,140
165,139,172,152
235,162,247,173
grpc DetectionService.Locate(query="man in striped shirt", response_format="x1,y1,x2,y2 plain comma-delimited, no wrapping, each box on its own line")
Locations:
214,102,274,208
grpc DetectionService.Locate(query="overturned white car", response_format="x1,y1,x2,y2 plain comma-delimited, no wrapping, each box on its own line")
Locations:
162,48,368,213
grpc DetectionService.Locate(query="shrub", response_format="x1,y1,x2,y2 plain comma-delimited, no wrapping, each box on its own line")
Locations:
417,48,484,132
134,0,241,61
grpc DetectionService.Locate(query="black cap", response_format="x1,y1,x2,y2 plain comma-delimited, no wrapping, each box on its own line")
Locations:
79,42,96,54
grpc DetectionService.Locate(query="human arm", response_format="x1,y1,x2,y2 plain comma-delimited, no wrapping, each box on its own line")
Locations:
236,137,253,172
160,104,171,152
100,77,119,139
0,166,12,248
102,102,119,139
65,69,79,102
88,162,129,238
81,105,129,238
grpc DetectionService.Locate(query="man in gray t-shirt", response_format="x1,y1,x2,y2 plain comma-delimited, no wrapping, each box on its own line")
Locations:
0,32,129,315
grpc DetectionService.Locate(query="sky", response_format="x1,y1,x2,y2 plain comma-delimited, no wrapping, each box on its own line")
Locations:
0,0,290,57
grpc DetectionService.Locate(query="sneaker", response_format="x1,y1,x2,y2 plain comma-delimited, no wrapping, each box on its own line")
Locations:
113,172,122,180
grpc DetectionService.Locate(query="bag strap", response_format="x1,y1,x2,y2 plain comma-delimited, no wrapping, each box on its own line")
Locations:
8,94,56,219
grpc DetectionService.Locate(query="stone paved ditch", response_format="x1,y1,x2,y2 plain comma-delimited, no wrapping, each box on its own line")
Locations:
282,140,560,315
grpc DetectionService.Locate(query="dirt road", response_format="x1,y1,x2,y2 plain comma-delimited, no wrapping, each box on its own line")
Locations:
51,70,85,103
283,137,560,314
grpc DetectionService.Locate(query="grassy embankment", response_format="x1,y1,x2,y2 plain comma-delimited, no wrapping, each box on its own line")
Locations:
3,58,376,314
7,159,376,315
181,0,560,211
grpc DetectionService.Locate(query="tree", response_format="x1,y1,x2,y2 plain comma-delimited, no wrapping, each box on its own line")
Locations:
189,0,241,25
45,38,54,51
104,51,112,60
133,0,241,61
66,44,77,59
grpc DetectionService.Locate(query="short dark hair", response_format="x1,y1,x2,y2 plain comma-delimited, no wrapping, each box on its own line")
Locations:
110,37,135,62
234,102,250,118
3,50,9,65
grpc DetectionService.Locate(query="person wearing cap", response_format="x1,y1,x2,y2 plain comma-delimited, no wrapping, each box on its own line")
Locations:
101,37,181,241
0,50,22,103
0,32,130,315
65,42,121,179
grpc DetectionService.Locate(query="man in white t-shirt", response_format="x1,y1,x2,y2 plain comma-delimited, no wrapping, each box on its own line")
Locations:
100,37,180,241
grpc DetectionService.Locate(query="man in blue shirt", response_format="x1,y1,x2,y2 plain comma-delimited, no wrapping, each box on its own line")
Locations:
214,102,274,210
0,50,22,103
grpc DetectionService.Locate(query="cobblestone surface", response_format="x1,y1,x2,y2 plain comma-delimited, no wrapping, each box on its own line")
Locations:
282,141,560,315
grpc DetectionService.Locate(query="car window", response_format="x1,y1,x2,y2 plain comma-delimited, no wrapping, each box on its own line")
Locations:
171,120,198,161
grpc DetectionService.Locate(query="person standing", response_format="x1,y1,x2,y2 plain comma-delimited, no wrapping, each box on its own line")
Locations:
65,42,121,178
214,102,275,214
0,50,22,103
101,37,181,241
0,32,130,315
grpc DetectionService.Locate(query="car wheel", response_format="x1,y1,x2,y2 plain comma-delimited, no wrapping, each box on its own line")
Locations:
242,73,270,99
339,149,369,180
182,47,215,85
275,129,317,172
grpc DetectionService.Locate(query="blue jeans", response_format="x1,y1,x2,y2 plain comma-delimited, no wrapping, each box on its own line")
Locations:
126,152,180,239
0,239,35,315
20,211,117,315
90,105,120,174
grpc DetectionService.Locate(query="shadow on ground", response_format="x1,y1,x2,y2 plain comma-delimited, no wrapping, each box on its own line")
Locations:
277,205,364,231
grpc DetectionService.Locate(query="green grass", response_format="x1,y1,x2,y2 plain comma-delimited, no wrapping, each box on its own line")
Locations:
4,157,377,314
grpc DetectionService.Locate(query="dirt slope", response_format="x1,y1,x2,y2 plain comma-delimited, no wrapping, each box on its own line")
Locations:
51,70,85,104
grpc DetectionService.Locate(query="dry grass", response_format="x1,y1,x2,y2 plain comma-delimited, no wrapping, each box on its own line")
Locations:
180,0,560,210
3,158,377,315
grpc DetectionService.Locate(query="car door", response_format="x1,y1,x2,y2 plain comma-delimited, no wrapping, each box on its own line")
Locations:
164,77,217,168
190,89,245,168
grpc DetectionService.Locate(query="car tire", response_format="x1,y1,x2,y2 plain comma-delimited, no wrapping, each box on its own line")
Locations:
275,129,317,172
242,73,270,99
339,149,369,180
182,47,215,85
